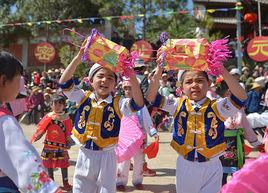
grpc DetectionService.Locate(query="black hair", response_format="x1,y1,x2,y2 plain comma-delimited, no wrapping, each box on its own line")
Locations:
51,94,66,105
91,68,117,83
181,70,209,83
134,66,146,72
0,51,23,80
215,80,229,97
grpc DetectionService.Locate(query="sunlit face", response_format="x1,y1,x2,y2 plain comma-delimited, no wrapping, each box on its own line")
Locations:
232,74,240,81
52,101,65,113
243,69,249,76
90,68,116,100
162,75,168,82
0,74,21,103
181,71,210,102
123,86,132,98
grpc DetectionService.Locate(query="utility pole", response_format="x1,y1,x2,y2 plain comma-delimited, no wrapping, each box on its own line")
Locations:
236,1,243,70
258,0,262,36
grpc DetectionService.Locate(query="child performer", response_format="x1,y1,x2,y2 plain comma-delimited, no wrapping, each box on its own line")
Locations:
0,51,60,193
147,63,247,193
116,80,159,191
58,42,144,193
31,94,73,191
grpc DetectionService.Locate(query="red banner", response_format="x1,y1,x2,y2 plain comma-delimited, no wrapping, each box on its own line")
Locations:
247,36,268,62
131,40,153,62
34,42,56,64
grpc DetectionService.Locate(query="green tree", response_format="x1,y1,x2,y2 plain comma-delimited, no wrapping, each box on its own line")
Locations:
58,44,88,78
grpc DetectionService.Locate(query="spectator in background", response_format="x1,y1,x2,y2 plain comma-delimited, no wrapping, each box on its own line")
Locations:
47,70,58,89
33,71,40,86
159,73,172,97
134,58,149,98
246,82,263,114
28,86,44,124
230,68,245,89
240,67,252,90
258,65,265,77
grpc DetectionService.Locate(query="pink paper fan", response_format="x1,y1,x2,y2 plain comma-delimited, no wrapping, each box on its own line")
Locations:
115,115,145,163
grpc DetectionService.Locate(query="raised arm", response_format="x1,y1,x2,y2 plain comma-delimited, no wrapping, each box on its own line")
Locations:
129,73,144,107
146,65,163,103
222,67,247,101
59,41,86,84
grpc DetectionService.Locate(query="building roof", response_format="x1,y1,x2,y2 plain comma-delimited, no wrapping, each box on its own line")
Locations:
213,17,237,24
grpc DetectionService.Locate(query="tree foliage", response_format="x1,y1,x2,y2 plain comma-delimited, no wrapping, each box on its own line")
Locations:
0,0,223,77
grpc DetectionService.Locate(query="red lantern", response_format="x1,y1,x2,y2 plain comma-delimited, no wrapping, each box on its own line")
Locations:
244,12,257,24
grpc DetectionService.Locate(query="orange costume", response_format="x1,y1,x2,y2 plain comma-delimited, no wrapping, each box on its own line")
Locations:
31,112,72,168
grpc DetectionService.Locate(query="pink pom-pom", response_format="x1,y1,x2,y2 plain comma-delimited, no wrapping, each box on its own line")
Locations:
121,51,139,77
207,37,231,76
221,153,268,193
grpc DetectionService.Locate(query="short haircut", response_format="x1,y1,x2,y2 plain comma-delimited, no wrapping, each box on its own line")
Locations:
0,51,23,80
181,70,209,83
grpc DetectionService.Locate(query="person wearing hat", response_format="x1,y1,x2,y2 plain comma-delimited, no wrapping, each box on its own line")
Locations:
240,67,254,91
159,73,173,97
31,94,73,191
134,58,149,97
147,59,247,193
245,82,262,114
230,68,245,89
116,80,158,191
47,69,57,89
29,86,44,124
58,40,144,193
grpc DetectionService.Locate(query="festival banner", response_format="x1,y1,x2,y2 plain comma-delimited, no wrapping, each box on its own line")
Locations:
247,36,268,62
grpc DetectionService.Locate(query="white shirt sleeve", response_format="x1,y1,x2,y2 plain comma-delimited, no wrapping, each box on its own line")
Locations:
216,97,242,120
63,85,85,104
119,97,135,117
0,116,58,193
161,96,179,116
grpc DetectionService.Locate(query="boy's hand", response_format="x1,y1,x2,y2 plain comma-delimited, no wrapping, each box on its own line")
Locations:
156,47,166,67
77,39,87,58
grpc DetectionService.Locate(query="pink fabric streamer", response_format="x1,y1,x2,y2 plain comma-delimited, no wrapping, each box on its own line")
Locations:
207,38,231,76
221,153,268,193
121,51,139,77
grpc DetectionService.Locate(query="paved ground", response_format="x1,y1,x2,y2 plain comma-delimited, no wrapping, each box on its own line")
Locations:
22,123,260,193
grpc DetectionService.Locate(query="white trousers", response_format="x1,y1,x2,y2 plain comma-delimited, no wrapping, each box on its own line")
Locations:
116,149,144,186
73,147,117,193
176,155,222,193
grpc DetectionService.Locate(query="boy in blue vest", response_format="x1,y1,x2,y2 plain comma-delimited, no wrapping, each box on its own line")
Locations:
59,44,144,193
147,65,247,193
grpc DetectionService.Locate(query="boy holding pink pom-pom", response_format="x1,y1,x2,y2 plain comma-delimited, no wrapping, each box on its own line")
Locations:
59,39,144,193
146,48,247,193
